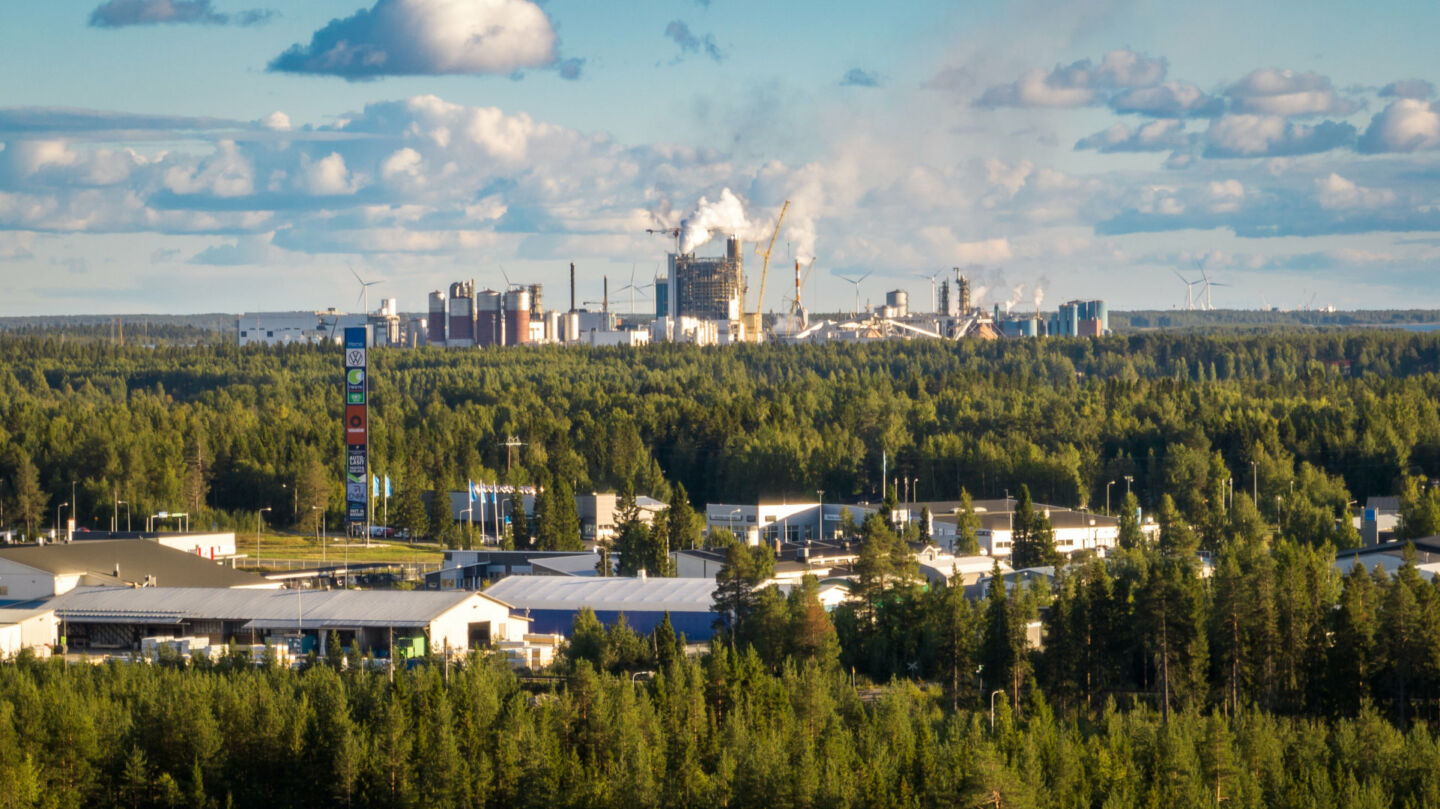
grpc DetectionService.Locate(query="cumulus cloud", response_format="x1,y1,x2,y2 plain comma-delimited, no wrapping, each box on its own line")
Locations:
268,0,557,79
1314,173,1396,210
1202,114,1356,157
840,68,881,88
88,0,274,27
664,20,723,62
1359,99,1440,153
258,111,292,131
1110,82,1223,117
1075,119,1191,152
1224,68,1360,117
1379,79,1435,100
162,139,254,197
975,49,1166,108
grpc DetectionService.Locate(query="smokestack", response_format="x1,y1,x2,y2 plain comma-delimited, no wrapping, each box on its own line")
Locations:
603,275,608,315
569,263,575,313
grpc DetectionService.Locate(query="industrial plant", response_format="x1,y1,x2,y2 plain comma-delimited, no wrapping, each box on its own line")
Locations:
235,216,1108,349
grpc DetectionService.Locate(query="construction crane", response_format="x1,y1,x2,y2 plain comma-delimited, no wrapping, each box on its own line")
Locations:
646,227,681,255
745,200,789,342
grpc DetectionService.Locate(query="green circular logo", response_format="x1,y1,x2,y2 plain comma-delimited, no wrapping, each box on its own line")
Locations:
347,369,364,385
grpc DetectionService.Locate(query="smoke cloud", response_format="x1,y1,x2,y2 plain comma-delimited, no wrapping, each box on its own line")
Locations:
1004,283,1025,314
679,188,751,254
1033,275,1049,311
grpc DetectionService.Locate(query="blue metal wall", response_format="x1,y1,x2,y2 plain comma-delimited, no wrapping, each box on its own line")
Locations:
522,608,715,641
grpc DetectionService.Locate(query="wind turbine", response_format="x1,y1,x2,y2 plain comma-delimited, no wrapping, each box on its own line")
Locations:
838,272,871,316
349,267,381,315
1199,268,1229,311
617,263,654,314
915,269,943,313
1172,269,1201,311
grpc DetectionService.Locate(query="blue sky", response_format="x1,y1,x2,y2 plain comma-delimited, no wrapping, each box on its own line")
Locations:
1,0,1438,315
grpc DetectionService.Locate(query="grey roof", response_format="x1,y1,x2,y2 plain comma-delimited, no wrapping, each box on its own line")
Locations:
484,576,717,613
529,554,603,576
0,540,269,589
49,586,504,629
0,606,54,624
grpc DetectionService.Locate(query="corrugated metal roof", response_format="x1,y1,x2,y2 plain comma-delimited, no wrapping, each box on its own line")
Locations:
49,586,502,628
484,576,717,613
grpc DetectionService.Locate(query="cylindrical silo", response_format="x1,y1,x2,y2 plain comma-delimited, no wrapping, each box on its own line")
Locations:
427,291,446,345
885,290,909,317
448,282,475,347
475,289,502,347
504,289,531,346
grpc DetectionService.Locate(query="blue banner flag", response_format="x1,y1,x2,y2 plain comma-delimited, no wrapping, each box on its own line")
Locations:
468,480,476,502
372,474,379,498
384,476,392,498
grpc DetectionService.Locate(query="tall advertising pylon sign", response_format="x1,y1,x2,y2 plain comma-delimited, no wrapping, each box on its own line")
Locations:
343,327,368,532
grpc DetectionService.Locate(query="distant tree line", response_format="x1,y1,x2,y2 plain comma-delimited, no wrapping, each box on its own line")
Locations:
3,331,1440,548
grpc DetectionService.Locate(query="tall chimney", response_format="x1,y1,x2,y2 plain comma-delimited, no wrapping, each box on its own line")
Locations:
569,262,576,313
603,275,608,315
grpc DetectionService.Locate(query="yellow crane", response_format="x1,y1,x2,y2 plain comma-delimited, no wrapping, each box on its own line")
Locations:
745,199,789,341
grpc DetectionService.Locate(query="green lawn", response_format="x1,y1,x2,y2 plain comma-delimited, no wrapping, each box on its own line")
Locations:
241,532,445,566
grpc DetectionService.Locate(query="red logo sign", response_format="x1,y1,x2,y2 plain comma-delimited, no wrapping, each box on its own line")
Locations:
345,405,367,439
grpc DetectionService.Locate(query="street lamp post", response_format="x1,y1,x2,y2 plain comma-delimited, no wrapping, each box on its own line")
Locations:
816,489,824,541
55,502,68,541
990,689,1007,732
256,507,272,568
1124,475,1134,496
1105,480,1115,515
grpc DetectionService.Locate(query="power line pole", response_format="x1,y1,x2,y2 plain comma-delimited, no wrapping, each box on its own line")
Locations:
499,436,525,474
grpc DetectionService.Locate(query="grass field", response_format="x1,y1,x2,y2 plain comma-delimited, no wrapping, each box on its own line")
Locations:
240,532,445,566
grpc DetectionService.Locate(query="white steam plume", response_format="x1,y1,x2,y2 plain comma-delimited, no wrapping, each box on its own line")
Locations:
679,188,750,254
1033,276,1049,311
1004,283,1025,314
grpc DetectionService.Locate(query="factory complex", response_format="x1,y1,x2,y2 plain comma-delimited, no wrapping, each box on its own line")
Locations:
236,234,1107,349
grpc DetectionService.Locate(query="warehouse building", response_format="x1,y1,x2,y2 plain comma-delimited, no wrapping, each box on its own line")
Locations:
0,607,58,658
49,586,526,657
0,540,276,603
483,575,718,640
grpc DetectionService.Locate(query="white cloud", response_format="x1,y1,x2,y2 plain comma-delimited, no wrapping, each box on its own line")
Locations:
1203,114,1356,157
1359,99,1440,153
268,0,557,79
260,111,292,131
1110,82,1222,117
1075,119,1190,152
162,140,254,197
299,152,360,195
1224,68,1360,117
975,50,1167,109
1314,173,1396,210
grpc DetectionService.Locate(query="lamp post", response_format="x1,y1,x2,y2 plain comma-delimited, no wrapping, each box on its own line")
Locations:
1124,475,1133,496
990,689,1006,732
1105,480,1115,515
256,507,271,568
816,489,824,541
56,502,68,540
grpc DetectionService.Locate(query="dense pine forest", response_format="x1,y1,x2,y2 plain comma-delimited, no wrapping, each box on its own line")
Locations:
5,333,1440,806
4,330,1440,542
